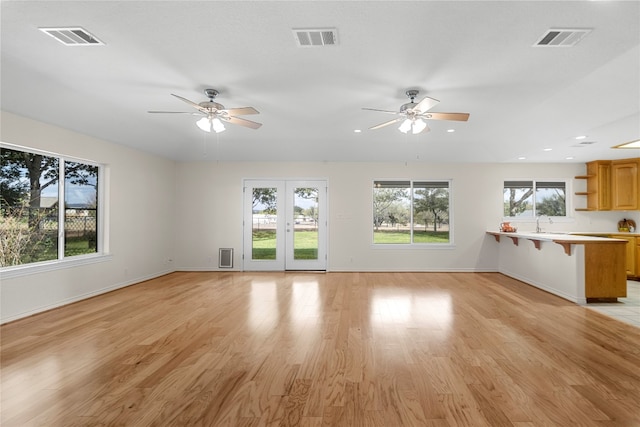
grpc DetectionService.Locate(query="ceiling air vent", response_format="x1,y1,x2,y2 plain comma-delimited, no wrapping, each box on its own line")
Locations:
39,27,104,46
293,28,338,47
572,141,597,148
534,28,591,47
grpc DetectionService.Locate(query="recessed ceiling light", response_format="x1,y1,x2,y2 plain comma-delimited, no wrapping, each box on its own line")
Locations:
543,148,553,151
575,135,587,140
612,138,640,149
447,129,455,133
518,156,526,160
565,156,575,160
354,129,362,133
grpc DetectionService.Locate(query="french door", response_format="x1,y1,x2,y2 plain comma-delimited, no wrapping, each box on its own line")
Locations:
243,180,327,271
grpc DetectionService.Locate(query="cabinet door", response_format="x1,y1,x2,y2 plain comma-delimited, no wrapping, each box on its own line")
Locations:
637,237,640,277
586,161,611,210
611,160,638,210
614,235,636,276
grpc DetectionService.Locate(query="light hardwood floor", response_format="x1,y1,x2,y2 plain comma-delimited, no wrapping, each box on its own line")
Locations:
2,272,640,426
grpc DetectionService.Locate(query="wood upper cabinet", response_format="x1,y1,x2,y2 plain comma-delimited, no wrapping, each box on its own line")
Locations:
611,158,639,210
575,160,611,211
575,158,639,211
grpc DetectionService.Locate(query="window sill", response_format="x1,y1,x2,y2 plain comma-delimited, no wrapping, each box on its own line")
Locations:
0,253,113,280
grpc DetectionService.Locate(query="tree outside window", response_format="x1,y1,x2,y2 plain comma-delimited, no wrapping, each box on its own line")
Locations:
503,180,566,217
1,146,99,267
373,180,450,244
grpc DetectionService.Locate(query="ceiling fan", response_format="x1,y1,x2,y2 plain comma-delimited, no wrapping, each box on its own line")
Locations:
363,90,469,134
148,89,262,133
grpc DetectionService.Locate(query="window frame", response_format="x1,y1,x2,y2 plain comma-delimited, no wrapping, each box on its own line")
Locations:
502,179,570,220
372,179,454,248
1,142,109,278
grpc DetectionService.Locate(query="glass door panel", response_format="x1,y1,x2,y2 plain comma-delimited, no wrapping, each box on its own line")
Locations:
244,181,285,271
244,180,326,271
285,181,326,271
251,187,278,260
292,187,319,260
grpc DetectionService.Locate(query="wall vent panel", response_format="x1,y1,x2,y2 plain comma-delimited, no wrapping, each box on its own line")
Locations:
219,248,233,268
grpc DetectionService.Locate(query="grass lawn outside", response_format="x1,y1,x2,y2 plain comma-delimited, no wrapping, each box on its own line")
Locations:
373,229,449,244
251,228,448,261
252,229,318,260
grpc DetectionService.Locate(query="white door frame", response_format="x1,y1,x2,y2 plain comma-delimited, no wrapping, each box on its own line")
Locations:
243,179,327,271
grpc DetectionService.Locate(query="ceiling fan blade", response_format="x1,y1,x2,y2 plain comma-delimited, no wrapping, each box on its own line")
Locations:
414,96,440,113
223,107,259,116
425,112,470,122
171,94,207,112
362,108,401,115
369,118,402,130
224,116,263,129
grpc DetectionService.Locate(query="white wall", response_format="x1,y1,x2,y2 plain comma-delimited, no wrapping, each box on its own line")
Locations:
173,160,635,272
0,112,176,323
3,112,637,322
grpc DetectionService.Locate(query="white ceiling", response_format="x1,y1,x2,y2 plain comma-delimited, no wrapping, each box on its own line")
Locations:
1,1,639,163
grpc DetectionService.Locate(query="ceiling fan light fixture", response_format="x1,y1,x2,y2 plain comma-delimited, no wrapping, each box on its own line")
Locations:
212,118,226,133
196,116,226,133
398,119,412,134
412,118,427,134
196,116,212,132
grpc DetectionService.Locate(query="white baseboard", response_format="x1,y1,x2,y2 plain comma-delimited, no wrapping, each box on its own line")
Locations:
1,269,175,324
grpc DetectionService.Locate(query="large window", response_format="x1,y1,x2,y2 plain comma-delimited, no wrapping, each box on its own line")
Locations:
503,180,566,217
373,180,451,244
1,145,100,267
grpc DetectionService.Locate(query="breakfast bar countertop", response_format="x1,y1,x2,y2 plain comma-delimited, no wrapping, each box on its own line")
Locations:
569,231,640,237
486,231,627,242
486,230,628,303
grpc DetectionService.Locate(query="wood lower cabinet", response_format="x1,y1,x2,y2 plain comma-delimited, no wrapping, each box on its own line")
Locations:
637,237,640,278
573,233,639,279
584,242,627,299
611,159,639,210
613,235,636,276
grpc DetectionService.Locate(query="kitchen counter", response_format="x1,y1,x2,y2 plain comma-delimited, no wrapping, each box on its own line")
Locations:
570,232,639,279
570,231,640,237
486,231,624,255
486,231,627,303
487,230,627,240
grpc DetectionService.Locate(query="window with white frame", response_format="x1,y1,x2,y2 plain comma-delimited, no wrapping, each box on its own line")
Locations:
503,180,567,218
373,180,451,244
1,145,101,267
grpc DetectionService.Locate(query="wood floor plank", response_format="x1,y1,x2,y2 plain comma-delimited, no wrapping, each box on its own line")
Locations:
2,271,640,426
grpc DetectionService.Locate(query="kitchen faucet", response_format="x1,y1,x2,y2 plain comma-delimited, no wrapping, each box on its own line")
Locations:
536,215,553,233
